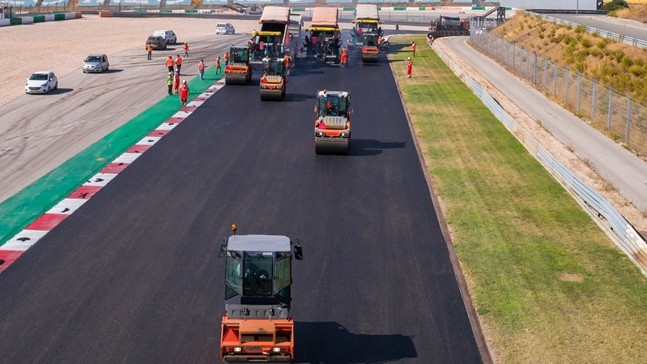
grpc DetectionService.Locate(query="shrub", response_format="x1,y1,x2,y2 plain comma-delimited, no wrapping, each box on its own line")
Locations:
629,65,645,77
603,0,629,11
581,38,593,48
575,24,587,33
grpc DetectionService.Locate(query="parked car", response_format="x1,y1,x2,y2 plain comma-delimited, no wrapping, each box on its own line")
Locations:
152,29,177,44
146,35,167,50
216,23,235,35
25,71,58,94
83,53,109,73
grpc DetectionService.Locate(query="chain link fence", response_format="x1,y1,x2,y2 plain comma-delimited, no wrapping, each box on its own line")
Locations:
470,30,647,157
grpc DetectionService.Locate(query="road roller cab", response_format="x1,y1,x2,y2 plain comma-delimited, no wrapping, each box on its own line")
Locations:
314,90,352,154
225,46,252,85
218,225,303,363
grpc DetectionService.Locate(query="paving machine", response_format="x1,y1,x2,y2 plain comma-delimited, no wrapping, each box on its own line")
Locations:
225,46,252,85
260,57,287,100
314,90,352,155
306,7,341,65
353,3,381,62
218,225,303,363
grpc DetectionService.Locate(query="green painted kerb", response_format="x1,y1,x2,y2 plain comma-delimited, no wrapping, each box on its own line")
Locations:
54,13,66,21
0,70,223,246
33,15,46,22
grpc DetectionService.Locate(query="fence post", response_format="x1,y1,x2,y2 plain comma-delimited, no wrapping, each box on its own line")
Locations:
626,93,632,145
553,63,557,97
533,52,538,86
607,86,613,130
576,72,581,114
565,68,569,105
591,78,597,121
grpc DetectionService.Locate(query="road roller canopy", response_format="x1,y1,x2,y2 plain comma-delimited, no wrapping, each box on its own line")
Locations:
229,47,250,64
262,58,286,76
219,233,302,304
316,90,351,118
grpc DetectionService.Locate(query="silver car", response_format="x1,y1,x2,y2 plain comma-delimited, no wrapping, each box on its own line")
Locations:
83,54,109,73
216,23,235,35
25,71,58,94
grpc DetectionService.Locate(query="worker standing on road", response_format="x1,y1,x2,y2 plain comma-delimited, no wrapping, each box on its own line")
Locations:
179,80,190,108
198,59,205,80
215,56,222,75
406,57,412,78
167,72,173,95
283,52,292,75
175,54,183,75
147,43,153,61
224,51,229,66
173,70,181,94
340,47,348,67
183,42,189,57
411,41,417,57
166,55,174,73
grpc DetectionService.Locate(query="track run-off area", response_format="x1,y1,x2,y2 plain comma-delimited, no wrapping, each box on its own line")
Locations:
0,27,483,362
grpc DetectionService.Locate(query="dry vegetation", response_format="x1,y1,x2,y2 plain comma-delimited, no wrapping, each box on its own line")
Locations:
491,10,647,103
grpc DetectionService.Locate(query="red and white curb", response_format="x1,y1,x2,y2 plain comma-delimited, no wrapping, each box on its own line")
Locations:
0,80,226,274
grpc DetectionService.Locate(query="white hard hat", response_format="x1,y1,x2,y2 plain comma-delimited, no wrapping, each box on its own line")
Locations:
407,57,411,60
182,80,187,84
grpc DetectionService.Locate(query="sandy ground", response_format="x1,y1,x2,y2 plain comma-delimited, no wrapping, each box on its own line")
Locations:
0,14,645,233
0,14,258,105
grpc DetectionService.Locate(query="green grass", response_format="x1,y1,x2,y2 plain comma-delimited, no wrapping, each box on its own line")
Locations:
391,36,647,363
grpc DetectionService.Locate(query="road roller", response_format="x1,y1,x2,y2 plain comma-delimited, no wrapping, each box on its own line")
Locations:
314,90,352,155
218,224,303,363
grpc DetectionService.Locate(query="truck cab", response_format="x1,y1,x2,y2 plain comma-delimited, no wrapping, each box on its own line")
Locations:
218,226,303,362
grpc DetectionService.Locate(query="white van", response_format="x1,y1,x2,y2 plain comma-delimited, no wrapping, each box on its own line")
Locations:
152,30,177,45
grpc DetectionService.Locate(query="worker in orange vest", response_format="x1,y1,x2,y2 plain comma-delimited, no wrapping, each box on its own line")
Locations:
175,54,183,75
183,42,189,57
198,59,205,80
340,47,348,67
224,51,229,65
411,41,417,57
146,43,153,60
173,70,180,93
283,52,292,75
166,55,174,73
179,80,190,108
215,56,222,75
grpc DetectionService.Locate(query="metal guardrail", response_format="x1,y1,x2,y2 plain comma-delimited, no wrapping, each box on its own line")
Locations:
434,45,647,276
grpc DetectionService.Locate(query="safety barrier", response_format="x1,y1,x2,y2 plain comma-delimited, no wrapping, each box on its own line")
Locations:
434,45,647,277
0,11,80,26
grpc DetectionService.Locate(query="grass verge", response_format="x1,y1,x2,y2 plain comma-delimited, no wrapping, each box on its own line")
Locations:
390,36,647,363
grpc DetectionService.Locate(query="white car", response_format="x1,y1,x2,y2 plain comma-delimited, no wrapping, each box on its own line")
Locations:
83,53,109,73
152,29,177,44
25,71,58,94
216,23,235,35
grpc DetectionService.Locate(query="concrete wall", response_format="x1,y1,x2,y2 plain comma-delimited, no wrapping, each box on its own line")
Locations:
499,0,599,10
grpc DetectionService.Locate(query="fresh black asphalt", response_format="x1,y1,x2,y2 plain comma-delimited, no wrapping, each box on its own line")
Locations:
0,49,481,363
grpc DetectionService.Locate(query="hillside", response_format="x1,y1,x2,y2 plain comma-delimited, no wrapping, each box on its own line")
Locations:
491,11,647,103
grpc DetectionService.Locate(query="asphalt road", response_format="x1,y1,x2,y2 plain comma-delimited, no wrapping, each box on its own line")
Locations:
0,49,481,362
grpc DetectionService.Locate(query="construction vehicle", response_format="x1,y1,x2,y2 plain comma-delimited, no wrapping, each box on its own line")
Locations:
353,4,382,62
251,6,293,63
225,46,252,85
218,225,303,363
428,15,471,38
306,7,341,65
260,57,287,101
314,90,352,155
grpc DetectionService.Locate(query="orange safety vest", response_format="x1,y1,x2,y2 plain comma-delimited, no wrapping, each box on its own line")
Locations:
176,56,183,65
198,62,205,71
166,58,174,67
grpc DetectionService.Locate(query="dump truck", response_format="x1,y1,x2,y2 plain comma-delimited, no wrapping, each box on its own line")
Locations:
260,57,287,100
314,90,352,155
218,225,303,363
224,46,252,85
306,7,341,64
251,6,292,63
428,15,471,38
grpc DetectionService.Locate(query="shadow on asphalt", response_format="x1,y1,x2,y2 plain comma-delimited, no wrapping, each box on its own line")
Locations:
294,321,417,363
